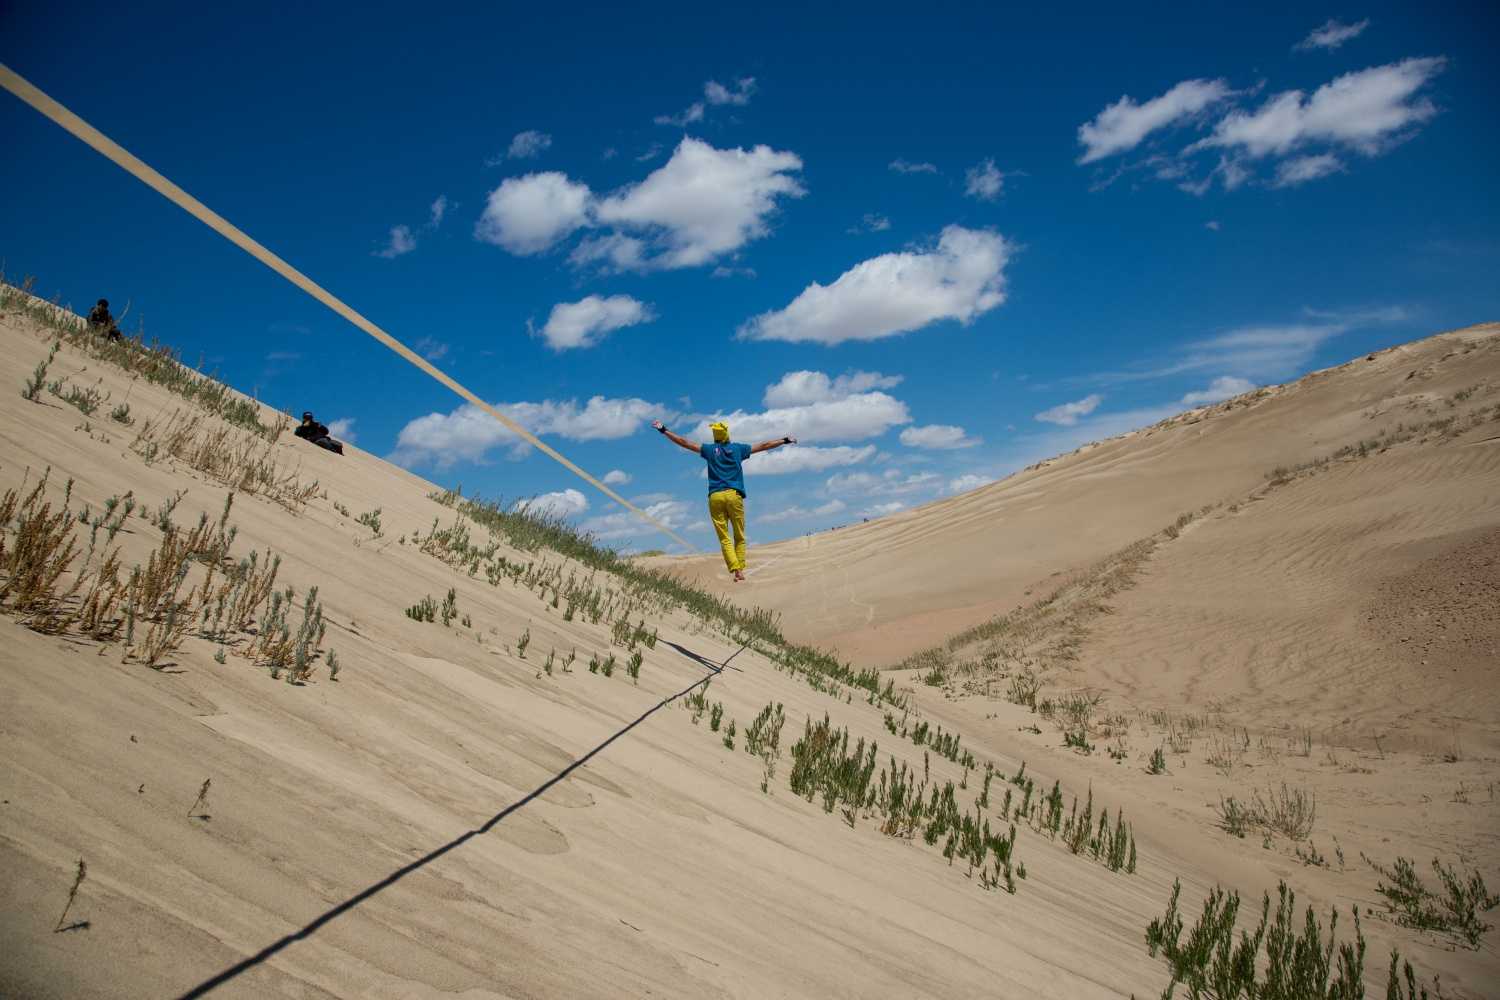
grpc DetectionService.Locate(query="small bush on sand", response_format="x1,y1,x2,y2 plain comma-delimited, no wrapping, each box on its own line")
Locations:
1364,854,1499,949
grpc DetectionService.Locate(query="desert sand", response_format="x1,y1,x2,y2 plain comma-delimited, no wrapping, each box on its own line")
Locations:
2,288,1497,998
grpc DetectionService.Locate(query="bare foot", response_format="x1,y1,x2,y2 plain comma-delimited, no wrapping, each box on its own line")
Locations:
733,569,746,582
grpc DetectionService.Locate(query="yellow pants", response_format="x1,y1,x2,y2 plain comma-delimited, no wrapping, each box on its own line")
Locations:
708,489,747,572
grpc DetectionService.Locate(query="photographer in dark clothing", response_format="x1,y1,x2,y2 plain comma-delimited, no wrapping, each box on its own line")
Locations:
293,411,344,455
87,298,122,341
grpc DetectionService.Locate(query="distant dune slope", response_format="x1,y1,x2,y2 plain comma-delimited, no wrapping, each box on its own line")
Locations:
667,326,1500,686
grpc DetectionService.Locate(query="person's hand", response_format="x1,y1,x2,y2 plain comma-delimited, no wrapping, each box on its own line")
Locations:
784,435,797,445
651,419,665,432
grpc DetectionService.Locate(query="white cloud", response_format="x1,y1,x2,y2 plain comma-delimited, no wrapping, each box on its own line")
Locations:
964,159,1004,201
326,418,356,444
705,77,756,106
1274,153,1345,186
474,172,592,255
515,488,588,519
477,139,802,271
655,103,705,128
581,499,695,542
1084,307,1407,385
744,444,877,475
429,195,449,227
899,424,981,449
593,138,804,269
696,393,909,445
739,226,1009,345
538,294,655,351
373,224,417,259
762,369,904,407
507,130,554,159
1035,394,1103,426
636,143,663,162
1077,78,1232,163
1195,57,1446,159
1296,18,1370,51
392,396,673,468
1181,324,1348,377
947,473,993,495
569,233,647,271
602,469,632,486
760,499,846,524
1179,376,1256,406
1205,220,1222,231
889,159,939,174
861,501,907,518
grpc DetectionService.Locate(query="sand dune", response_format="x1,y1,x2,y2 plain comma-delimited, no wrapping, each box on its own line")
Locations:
2,293,1497,998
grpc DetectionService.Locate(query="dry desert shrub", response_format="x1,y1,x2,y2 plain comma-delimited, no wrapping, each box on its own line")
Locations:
131,410,317,513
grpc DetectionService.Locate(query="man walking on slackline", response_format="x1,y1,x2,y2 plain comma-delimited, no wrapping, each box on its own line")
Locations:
652,419,796,582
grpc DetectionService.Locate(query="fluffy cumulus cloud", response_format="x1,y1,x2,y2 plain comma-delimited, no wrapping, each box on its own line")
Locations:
762,369,903,407
474,172,592,255
760,499,847,524
1296,18,1370,51
745,444,876,475
1274,153,1345,187
738,226,1009,346
964,159,1004,200
602,469,632,486
538,294,655,350
515,488,588,519
697,392,909,445
1035,394,1103,426
507,130,554,159
899,424,981,449
478,139,803,271
1195,58,1446,159
1179,376,1256,406
593,138,805,269
947,473,993,495
1077,78,1232,163
392,396,672,467
326,418,357,444
373,225,417,258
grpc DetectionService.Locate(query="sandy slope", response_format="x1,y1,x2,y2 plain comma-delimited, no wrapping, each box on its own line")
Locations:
666,324,1500,669
2,300,1497,999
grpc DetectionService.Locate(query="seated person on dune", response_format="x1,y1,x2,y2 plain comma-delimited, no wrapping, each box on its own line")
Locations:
293,411,344,455
87,298,123,341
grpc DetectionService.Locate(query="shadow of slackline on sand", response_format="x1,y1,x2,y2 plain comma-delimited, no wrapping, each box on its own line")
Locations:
174,642,729,999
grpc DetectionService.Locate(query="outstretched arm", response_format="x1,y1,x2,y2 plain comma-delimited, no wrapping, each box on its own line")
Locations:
651,420,702,454
750,435,797,454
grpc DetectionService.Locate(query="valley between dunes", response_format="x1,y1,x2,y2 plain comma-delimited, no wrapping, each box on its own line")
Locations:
2,287,1497,998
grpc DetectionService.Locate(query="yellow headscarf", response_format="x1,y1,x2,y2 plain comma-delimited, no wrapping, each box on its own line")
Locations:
710,421,730,443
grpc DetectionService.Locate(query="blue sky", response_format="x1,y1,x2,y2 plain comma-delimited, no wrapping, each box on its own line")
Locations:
4,2,1497,553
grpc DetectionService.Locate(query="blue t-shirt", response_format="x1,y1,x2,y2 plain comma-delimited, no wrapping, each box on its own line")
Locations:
701,441,752,496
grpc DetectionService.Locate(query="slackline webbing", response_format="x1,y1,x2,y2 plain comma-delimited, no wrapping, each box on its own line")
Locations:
1,63,694,552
